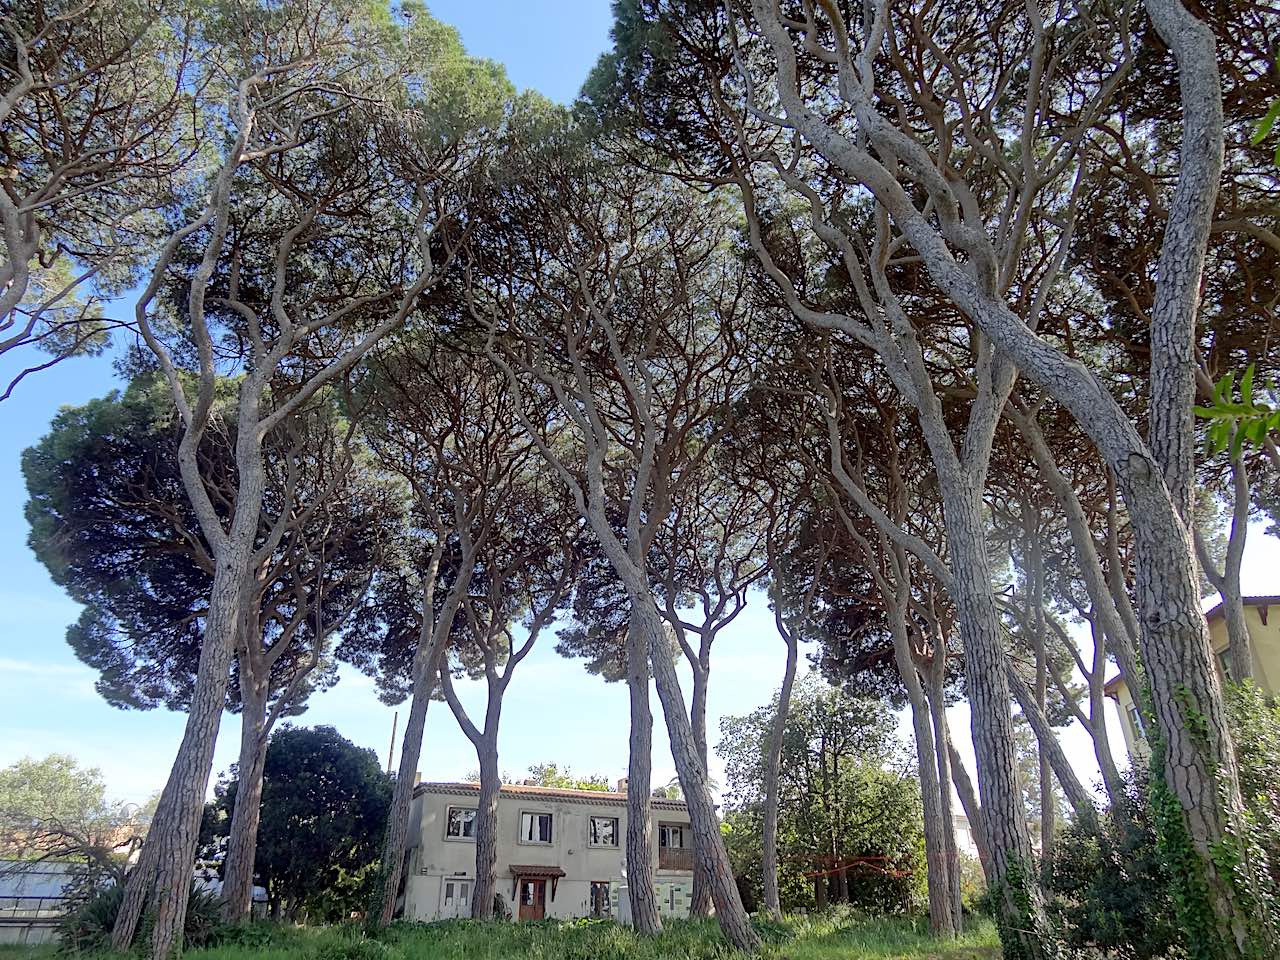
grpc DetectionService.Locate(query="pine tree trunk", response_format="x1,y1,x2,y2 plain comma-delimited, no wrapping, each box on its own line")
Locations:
145,555,247,960
940,480,1052,958
926,663,963,929
624,615,663,935
635,602,760,951
221,674,269,922
687,665,713,917
471,742,500,919
888,608,954,936
374,553,472,927
375,667,434,927
1005,666,1097,830
762,626,799,922
948,742,993,886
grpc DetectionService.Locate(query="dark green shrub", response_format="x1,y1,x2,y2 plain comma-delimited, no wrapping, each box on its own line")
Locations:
1042,766,1182,960
56,883,226,954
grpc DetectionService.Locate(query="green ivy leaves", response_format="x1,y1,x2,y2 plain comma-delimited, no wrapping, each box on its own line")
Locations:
1193,364,1279,459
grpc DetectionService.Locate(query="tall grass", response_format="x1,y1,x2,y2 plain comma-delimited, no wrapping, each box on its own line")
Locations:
0,910,999,960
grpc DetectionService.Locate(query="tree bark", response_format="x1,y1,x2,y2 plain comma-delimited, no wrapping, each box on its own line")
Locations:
949,741,993,886
888,607,955,935
624,615,663,935
220,672,269,922
472,742,501,920
938,478,1050,953
112,519,258,957
1005,665,1097,830
635,601,760,951
761,620,799,922
687,663,713,917
925,659,963,928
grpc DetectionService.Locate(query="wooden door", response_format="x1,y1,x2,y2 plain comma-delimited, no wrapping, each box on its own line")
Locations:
517,878,546,920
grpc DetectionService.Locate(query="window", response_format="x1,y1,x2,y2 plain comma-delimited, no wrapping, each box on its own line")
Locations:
445,806,477,840
589,881,611,918
589,816,619,847
1127,704,1146,740
520,811,553,844
1217,647,1232,682
659,824,685,849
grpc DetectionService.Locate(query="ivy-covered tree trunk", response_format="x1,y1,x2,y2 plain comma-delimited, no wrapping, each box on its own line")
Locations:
624,616,663,936
221,673,269,921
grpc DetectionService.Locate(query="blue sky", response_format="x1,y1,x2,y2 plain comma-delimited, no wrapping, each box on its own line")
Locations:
2,0,1277,810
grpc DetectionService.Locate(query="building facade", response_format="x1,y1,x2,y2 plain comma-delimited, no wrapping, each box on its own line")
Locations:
402,781,695,922
1105,595,1280,759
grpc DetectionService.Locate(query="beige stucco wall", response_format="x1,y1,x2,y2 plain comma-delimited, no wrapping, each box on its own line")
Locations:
402,786,694,922
1109,600,1279,760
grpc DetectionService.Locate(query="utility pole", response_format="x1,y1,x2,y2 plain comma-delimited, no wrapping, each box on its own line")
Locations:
387,710,398,774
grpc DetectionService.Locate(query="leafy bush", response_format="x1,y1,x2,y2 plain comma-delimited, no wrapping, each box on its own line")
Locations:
1042,683,1280,959
1041,766,1181,960
56,883,226,954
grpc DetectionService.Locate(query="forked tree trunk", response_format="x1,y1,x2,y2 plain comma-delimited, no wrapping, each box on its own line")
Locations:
624,616,662,935
634,602,760,951
762,624,799,921
887,609,954,936
221,674,269,921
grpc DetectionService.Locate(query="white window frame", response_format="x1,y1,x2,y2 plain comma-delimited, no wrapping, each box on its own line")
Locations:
659,823,685,849
518,809,553,845
1127,703,1146,740
444,805,478,842
588,815,619,848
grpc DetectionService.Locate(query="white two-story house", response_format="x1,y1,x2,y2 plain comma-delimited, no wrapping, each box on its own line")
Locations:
401,780,695,922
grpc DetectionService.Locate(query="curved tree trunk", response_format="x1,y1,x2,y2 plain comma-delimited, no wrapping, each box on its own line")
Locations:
762,623,799,922
1006,665,1097,830
624,616,663,935
221,673,269,922
112,539,254,958
636,603,760,951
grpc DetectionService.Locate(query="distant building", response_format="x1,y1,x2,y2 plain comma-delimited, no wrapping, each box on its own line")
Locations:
1105,595,1280,760
402,780,694,922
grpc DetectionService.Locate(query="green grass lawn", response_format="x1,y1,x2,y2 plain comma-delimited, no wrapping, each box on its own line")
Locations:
0,912,1000,960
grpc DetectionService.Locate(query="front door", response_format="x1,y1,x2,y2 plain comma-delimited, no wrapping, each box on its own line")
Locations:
440,878,472,919
517,878,546,920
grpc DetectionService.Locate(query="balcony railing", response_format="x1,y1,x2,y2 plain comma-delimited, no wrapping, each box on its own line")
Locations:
658,847,694,872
